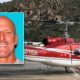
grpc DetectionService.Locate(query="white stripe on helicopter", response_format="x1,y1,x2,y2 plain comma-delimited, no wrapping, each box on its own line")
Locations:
32,46,74,54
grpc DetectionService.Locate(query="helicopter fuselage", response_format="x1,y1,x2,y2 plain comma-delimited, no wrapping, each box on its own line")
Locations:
24,37,80,67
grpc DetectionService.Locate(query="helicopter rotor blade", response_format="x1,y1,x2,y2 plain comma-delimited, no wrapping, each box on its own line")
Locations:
27,19,80,26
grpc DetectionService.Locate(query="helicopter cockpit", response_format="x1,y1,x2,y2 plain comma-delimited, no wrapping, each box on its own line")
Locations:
74,48,80,55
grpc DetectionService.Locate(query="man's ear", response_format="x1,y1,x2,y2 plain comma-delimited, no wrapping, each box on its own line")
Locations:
15,35,18,45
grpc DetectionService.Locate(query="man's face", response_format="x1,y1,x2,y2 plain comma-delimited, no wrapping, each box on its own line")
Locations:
0,17,17,58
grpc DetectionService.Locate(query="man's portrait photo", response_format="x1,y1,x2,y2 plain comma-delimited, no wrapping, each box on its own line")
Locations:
0,12,24,64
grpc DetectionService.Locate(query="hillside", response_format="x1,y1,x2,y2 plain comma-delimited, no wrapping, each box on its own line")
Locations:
0,0,80,42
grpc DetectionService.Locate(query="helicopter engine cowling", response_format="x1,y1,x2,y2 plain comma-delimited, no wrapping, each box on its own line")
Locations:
43,37,65,46
74,49,80,55
43,37,74,47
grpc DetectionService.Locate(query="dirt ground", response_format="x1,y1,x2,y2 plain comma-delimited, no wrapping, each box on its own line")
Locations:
0,61,80,80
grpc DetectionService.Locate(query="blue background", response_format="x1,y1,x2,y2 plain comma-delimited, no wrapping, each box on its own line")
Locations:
0,12,24,62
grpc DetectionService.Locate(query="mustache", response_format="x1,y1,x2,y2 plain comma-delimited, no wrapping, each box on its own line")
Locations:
0,40,8,45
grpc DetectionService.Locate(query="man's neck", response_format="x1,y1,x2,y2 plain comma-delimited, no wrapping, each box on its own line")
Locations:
0,53,16,64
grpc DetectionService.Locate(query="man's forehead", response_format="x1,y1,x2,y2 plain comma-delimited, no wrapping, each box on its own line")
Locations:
0,16,15,32
0,16,14,26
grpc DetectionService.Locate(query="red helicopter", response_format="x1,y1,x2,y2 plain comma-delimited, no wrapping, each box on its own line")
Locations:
24,20,80,73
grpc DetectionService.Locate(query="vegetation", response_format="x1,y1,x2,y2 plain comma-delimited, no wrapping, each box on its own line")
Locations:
0,0,80,42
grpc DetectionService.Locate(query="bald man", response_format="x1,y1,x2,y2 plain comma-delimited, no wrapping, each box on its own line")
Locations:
0,16,19,64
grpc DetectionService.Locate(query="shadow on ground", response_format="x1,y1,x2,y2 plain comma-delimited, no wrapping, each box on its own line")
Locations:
0,68,72,77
